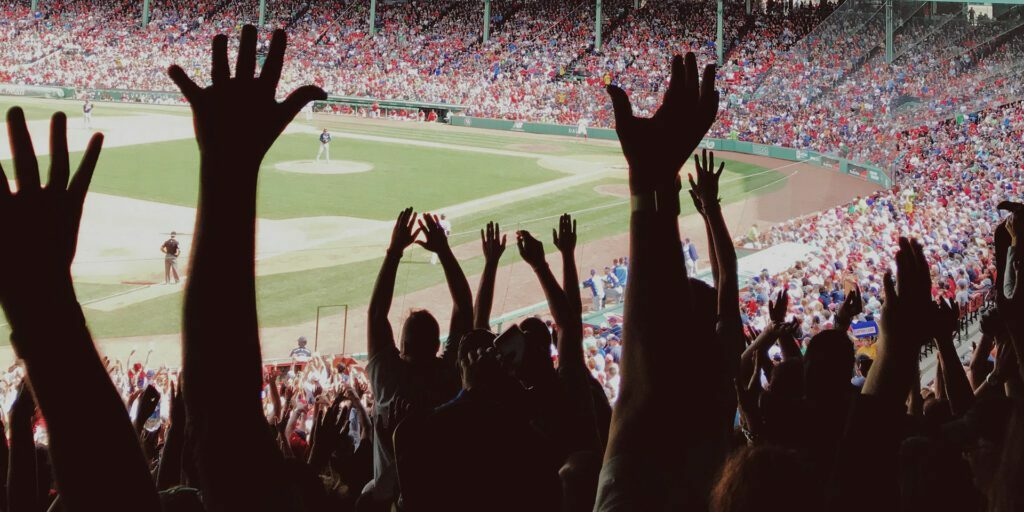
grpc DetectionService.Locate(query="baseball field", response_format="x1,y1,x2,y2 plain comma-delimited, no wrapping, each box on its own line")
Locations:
0,96,880,366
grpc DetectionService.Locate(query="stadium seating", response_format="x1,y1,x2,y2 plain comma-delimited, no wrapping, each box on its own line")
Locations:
2,7,1024,510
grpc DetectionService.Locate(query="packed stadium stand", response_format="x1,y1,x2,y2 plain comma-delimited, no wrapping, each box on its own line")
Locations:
0,1,1023,510
0,0,1018,353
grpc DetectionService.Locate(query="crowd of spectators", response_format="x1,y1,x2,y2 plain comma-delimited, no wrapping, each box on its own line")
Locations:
1,18,1024,512
3,0,1023,163
3,1,1024,343
740,99,1022,340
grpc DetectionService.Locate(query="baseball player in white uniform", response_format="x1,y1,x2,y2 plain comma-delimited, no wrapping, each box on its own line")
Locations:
83,100,94,129
577,117,589,140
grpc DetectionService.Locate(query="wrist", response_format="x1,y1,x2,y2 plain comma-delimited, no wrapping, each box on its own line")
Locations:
631,186,680,215
700,196,722,209
9,299,88,362
529,260,549,271
435,245,454,258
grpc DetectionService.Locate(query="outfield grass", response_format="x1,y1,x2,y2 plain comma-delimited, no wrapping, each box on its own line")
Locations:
0,281,137,340
0,97,128,121
33,159,783,341
318,117,625,157
0,133,565,220
0,97,784,341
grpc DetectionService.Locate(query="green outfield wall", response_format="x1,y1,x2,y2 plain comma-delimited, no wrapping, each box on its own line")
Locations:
451,115,893,188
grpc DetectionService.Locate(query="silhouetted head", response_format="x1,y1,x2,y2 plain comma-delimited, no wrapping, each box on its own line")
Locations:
400,310,440,363
457,329,499,391
803,330,855,400
710,445,815,512
855,354,872,378
517,317,554,386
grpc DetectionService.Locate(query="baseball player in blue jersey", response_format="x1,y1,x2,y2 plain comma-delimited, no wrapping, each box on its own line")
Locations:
316,128,332,162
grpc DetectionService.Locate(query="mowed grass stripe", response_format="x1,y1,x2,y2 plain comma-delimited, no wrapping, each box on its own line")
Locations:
0,158,782,342
0,133,565,220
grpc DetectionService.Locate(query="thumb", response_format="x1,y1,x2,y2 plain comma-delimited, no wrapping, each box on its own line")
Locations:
281,85,328,123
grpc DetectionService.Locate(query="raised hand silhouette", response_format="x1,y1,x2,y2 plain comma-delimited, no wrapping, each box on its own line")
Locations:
416,213,451,254
516,230,547,268
688,148,724,209
481,221,507,264
607,53,718,194
389,207,421,254
552,213,577,254
0,104,158,511
769,290,789,324
168,25,326,168
835,286,863,329
0,109,102,326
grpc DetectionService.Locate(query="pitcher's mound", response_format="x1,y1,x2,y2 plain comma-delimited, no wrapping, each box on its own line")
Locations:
275,160,375,175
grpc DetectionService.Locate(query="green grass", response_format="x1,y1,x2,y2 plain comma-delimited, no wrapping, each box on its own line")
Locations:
318,117,625,157
0,281,137,339
1,133,563,220
0,97,785,341
53,158,783,340
0,97,128,121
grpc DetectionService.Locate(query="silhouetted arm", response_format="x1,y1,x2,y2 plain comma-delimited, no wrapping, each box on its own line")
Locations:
156,384,185,491
0,108,158,511
553,214,583,317
417,214,474,355
598,53,718,510
168,26,326,510
519,229,600,452
7,386,36,512
834,288,863,333
970,316,996,390
831,238,934,510
517,231,582,368
368,208,419,359
474,222,506,330
933,300,973,415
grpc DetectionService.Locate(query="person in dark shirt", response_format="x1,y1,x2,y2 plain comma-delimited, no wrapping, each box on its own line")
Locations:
289,336,312,360
160,231,181,284
316,129,331,162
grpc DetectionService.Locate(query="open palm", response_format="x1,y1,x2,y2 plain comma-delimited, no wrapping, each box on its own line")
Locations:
607,53,719,193
168,26,326,169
